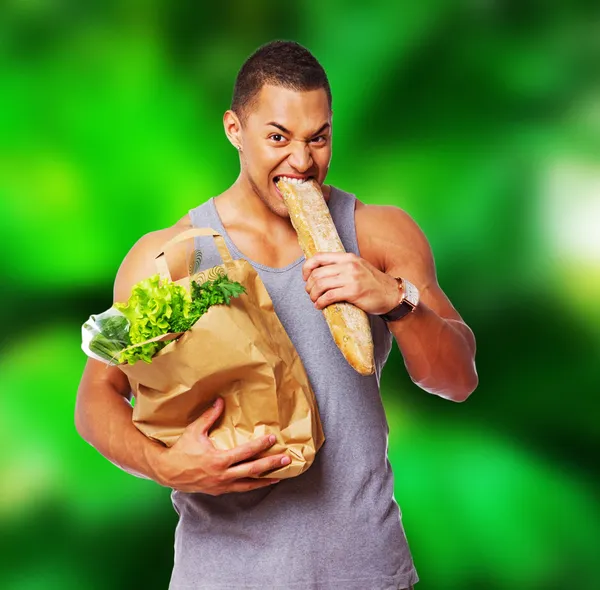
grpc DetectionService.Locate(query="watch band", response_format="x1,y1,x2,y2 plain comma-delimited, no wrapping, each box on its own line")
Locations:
380,277,419,323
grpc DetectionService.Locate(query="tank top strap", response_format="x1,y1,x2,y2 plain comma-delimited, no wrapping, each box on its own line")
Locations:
328,186,360,256
187,200,233,273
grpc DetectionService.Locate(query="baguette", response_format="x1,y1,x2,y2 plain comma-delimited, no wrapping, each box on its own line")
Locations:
276,178,375,376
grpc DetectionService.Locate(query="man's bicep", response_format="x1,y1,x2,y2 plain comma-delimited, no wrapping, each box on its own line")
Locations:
76,226,190,427
79,357,133,399
378,206,464,323
369,205,476,353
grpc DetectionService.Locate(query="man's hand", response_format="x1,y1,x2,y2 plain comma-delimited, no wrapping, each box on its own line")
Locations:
155,398,290,495
302,252,398,315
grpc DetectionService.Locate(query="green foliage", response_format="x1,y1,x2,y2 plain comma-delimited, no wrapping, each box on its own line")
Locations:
114,274,190,364
113,273,245,365
86,313,129,363
189,274,247,317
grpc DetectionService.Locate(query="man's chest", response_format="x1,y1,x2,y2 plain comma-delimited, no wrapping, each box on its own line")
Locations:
226,228,305,269
233,228,383,274
223,206,386,272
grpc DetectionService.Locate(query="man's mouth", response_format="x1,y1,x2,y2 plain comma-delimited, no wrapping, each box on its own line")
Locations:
273,176,314,200
273,175,313,186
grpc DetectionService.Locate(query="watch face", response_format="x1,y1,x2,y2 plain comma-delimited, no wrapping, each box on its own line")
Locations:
403,281,420,306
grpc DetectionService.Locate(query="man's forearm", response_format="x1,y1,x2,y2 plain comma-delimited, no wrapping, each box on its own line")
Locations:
387,302,478,401
75,383,168,484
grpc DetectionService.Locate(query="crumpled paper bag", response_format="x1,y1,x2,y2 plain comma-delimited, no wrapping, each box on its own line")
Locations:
118,227,325,479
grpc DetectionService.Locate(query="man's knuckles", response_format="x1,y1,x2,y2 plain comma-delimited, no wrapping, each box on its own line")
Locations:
247,463,263,477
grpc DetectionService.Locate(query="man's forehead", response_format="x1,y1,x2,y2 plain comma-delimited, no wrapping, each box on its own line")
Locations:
249,84,331,129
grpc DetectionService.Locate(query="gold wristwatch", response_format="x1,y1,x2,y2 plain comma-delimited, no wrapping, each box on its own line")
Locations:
380,277,420,322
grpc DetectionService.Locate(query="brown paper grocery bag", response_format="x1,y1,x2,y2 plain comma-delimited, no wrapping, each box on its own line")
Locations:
118,227,324,479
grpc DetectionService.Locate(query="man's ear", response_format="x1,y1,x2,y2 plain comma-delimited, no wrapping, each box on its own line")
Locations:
223,110,243,151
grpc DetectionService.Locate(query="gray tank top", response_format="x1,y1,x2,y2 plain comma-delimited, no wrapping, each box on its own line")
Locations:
169,186,419,590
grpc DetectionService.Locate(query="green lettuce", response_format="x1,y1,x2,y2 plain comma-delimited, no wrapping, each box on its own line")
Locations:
114,273,245,365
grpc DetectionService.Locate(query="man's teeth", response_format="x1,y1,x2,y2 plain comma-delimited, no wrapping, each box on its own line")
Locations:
277,176,309,185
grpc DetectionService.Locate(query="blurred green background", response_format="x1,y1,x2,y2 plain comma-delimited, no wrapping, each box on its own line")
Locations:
1,1,599,589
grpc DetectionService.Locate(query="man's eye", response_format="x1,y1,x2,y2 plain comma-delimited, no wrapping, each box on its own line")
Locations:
270,134,285,142
311,135,327,144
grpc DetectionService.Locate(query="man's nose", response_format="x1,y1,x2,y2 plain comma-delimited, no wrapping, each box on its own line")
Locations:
287,141,314,173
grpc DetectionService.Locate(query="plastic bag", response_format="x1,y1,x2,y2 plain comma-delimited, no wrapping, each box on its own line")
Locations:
81,307,130,365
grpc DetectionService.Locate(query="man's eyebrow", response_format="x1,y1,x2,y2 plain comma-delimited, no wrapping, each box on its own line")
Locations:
266,122,330,136
266,122,291,134
311,123,331,136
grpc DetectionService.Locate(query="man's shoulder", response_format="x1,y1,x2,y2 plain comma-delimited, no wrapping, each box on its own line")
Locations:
331,186,416,230
113,215,194,302
353,200,431,272
354,199,414,225
134,214,194,256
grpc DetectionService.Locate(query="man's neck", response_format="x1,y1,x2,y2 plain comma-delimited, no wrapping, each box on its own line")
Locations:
217,177,332,235
224,182,288,231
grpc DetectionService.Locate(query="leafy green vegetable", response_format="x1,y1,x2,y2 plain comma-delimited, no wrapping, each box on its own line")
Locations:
113,274,191,364
113,273,245,365
86,312,130,363
189,273,247,320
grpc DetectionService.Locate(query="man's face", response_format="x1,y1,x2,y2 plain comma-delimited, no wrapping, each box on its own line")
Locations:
234,84,332,218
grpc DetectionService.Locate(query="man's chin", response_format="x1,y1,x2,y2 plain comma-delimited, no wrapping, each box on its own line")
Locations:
267,198,291,218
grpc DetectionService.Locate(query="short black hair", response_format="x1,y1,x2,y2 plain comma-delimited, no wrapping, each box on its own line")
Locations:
231,40,332,123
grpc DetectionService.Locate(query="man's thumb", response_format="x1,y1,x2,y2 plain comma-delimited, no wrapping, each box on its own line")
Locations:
196,397,224,435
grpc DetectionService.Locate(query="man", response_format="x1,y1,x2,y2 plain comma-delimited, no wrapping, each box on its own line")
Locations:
76,40,477,589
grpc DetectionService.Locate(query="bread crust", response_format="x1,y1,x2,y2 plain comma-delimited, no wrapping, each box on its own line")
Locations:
277,179,375,376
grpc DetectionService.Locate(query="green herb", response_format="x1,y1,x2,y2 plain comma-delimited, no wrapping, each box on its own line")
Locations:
190,273,247,316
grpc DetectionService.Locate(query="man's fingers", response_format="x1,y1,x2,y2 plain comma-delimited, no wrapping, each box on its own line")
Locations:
222,434,277,466
304,265,341,292
226,453,291,480
314,287,351,310
225,478,281,494
302,252,354,280
308,275,345,302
